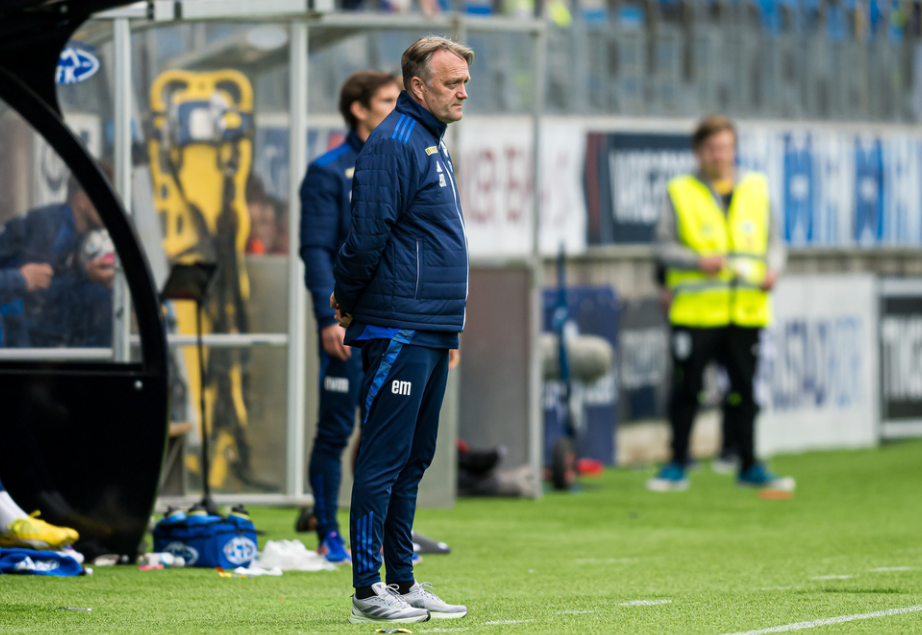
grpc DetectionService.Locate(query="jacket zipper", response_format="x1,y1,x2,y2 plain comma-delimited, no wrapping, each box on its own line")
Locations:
414,240,420,299
440,141,469,329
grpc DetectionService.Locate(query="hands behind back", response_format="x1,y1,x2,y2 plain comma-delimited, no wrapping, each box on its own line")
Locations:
330,292,352,328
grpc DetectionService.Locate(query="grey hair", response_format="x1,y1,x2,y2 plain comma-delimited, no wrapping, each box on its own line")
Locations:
401,36,475,91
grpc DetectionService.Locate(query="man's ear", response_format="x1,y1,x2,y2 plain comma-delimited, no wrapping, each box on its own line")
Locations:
410,77,426,101
350,99,366,124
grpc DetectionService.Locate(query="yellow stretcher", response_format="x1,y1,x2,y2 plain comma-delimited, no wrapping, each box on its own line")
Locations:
149,69,265,491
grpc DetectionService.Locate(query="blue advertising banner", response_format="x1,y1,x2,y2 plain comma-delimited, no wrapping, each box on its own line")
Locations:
542,287,619,464
618,298,671,422
252,127,345,199
782,132,815,244
854,137,885,244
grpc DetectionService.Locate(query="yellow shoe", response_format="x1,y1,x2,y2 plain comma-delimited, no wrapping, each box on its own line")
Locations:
0,511,79,550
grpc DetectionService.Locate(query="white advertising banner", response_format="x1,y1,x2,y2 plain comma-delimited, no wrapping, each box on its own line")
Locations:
458,120,587,258
757,274,879,455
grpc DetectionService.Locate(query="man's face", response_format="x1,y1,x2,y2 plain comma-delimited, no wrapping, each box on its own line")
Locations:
415,49,470,124
695,129,737,181
249,200,277,251
366,82,400,131
71,189,103,232
353,82,400,140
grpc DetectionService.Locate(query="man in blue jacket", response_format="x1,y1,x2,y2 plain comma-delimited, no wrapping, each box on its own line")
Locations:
299,70,400,564
331,36,474,624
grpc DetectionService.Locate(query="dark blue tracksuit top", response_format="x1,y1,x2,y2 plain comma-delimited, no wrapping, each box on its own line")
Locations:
332,92,469,339
299,129,365,331
0,203,111,347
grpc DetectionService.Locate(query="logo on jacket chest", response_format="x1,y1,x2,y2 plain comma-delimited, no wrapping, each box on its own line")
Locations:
436,160,446,187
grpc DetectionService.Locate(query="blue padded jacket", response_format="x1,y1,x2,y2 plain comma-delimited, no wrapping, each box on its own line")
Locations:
333,92,468,333
299,129,364,331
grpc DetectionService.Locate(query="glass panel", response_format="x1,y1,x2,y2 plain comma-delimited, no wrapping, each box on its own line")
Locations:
0,99,118,356
141,22,294,495
178,345,288,495
59,20,301,495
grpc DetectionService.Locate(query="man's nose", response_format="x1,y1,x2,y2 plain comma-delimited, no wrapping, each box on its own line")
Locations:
458,84,468,99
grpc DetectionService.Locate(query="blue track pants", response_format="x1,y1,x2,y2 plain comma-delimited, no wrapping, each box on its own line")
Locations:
308,346,364,541
350,332,448,588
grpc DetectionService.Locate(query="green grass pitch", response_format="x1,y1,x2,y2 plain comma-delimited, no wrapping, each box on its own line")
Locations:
2,440,921,634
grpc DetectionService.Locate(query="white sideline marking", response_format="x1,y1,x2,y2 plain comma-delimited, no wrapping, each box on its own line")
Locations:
871,566,913,572
620,599,672,606
718,605,922,635
811,574,855,580
483,620,535,625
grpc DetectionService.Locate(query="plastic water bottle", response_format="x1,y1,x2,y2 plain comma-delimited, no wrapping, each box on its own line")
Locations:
138,553,185,568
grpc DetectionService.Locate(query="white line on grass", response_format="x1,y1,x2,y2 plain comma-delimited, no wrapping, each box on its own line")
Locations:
620,599,672,606
811,574,855,580
718,605,922,635
483,620,535,625
574,557,636,565
871,566,913,572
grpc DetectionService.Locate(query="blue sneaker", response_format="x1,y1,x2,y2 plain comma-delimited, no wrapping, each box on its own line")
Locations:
646,463,689,492
318,531,352,565
737,463,795,491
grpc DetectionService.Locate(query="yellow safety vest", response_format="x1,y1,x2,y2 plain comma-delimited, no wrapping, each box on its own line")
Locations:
665,173,772,328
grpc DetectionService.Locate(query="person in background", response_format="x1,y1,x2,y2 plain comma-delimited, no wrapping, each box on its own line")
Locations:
648,115,793,493
0,474,78,550
271,198,290,256
654,262,741,474
247,194,289,256
298,70,401,564
0,162,114,348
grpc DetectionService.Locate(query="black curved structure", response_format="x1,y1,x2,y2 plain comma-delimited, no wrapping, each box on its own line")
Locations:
0,0,168,561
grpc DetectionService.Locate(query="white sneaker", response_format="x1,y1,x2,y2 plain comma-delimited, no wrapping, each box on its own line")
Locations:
401,581,468,619
712,455,739,475
348,582,431,624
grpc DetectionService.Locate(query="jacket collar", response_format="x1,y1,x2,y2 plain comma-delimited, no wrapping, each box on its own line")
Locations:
346,128,365,153
395,91,448,141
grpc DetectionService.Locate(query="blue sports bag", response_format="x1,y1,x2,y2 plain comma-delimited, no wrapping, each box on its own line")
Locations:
153,506,258,569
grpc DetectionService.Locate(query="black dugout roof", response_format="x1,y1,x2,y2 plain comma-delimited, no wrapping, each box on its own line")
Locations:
0,0,127,109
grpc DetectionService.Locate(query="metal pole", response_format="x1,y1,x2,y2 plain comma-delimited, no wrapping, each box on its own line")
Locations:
112,17,133,362
197,299,217,514
527,24,547,498
286,21,309,500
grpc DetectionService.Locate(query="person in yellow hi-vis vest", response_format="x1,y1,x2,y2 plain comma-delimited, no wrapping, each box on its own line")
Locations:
647,115,795,493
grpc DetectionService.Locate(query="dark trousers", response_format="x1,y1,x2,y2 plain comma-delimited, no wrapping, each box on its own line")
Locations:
308,347,364,541
668,325,761,471
350,334,449,588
